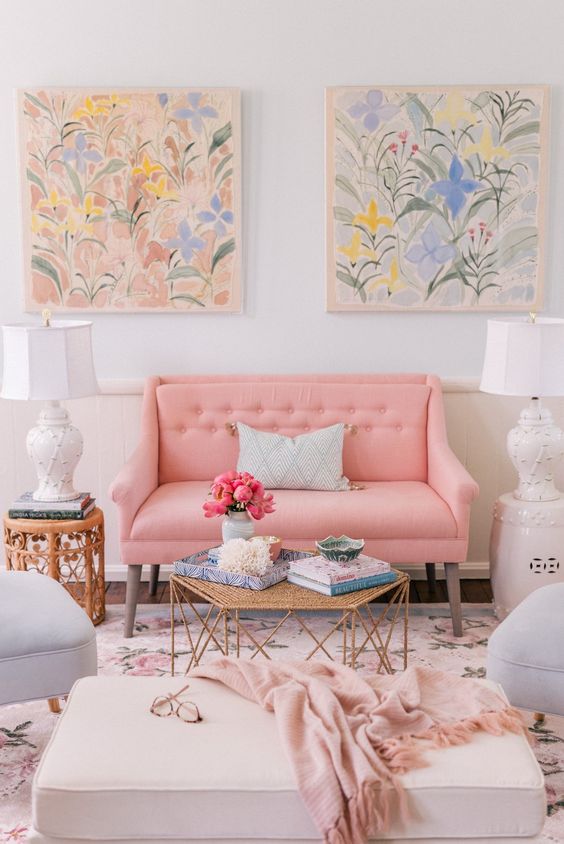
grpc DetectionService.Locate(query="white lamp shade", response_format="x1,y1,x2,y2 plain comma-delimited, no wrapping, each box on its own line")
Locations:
1,320,98,400
480,317,564,397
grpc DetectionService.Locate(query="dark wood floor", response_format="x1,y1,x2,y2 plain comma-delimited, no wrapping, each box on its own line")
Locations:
105,578,493,605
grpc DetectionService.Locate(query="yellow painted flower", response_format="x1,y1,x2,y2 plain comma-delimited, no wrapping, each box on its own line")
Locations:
368,258,406,295
434,92,476,130
133,154,163,179
37,188,71,210
338,231,377,265
31,213,56,234
73,96,111,120
143,176,178,201
352,199,393,235
79,195,104,218
58,214,93,236
99,93,130,110
464,126,509,163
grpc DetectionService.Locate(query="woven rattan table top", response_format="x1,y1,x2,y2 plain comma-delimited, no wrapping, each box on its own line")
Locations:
170,569,408,610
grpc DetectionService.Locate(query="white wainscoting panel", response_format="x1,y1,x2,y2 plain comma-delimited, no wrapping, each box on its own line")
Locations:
2,378,563,581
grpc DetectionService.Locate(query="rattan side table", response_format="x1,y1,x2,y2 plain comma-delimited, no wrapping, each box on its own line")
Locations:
4,507,105,625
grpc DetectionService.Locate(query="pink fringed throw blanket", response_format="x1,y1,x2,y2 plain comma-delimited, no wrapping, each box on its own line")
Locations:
192,659,526,844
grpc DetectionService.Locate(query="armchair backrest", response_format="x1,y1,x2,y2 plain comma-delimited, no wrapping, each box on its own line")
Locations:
143,374,445,484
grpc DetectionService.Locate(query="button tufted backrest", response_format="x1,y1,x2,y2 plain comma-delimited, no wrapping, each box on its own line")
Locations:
155,376,432,483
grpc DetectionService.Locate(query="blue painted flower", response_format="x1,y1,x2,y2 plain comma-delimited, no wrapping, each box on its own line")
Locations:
158,93,169,108
197,193,234,237
165,220,205,262
430,156,480,218
406,223,457,282
348,90,399,132
62,133,102,174
173,93,218,133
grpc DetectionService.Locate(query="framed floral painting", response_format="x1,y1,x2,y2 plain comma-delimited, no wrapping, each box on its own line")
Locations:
18,88,241,311
326,85,549,311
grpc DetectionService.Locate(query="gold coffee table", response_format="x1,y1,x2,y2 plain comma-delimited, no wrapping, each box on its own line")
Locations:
170,570,409,675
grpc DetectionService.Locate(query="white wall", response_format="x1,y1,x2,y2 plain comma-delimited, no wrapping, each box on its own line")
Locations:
1,0,563,378
1,0,564,578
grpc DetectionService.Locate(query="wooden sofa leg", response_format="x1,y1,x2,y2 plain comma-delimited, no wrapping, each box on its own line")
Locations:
445,562,463,637
149,564,160,597
125,566,142,638
48,698,61,714
425,563,437,590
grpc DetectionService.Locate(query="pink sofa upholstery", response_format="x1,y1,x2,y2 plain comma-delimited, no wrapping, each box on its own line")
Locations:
110,374,478,637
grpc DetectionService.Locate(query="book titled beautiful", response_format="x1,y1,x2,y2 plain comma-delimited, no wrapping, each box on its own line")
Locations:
289,554,391,586
288,570,397,596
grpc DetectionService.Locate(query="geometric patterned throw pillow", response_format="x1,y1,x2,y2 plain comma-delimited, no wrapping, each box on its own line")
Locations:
236,421,350,490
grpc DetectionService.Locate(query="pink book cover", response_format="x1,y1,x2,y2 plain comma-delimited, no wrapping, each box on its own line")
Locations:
289,554,390,585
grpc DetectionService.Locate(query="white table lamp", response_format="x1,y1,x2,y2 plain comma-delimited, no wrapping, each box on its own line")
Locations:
480,316,564,502
1,314,98,501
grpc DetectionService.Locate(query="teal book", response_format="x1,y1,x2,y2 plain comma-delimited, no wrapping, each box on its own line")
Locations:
287,570,397,596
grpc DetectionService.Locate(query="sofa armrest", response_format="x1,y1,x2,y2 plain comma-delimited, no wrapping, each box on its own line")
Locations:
428,442,479,539
109,444,158,539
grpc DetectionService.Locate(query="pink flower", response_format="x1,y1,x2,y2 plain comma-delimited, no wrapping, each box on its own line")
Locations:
479,221,486,232
250,478,264,496
233,484,253,503
128,652,168,676
389,142,398,153
411,143,419,153
247,502,265,520
398,130,408,143
4,826,28,842
203,500,228,518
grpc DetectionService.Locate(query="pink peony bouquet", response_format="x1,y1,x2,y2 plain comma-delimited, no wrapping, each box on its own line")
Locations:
202,471,275,521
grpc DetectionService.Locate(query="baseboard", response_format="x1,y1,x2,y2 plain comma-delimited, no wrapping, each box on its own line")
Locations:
104,561,491,582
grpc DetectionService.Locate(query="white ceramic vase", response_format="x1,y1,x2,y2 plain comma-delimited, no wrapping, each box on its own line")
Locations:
222,510,255,543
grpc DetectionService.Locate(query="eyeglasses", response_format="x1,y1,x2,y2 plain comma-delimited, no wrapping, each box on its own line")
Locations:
150,683,202,724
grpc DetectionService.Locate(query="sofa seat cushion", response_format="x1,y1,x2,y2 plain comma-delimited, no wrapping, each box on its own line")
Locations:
32,675,545,841
131,481,457,542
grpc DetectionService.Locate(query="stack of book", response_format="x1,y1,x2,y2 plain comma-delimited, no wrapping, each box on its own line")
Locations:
287,553,396,596
9,492,96,520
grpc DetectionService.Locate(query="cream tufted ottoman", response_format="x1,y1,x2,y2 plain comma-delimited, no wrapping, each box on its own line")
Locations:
30,674,546,843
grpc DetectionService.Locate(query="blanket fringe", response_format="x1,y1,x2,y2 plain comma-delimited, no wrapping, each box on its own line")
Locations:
377,706,528,775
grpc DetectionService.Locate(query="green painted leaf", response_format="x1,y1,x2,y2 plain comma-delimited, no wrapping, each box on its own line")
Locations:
336,270,357,288
64,162,83,202
214,153,233,181
217,167,232,187
333,206,354,223
26,168,47,197
335,111,361,150
335,175,362,206
412,158,437,183
407,94,433,127
211,237,235,273
166,265,206,281
169,294,206,307
24,92,51,114
91,158,126,181
503,121,540,144
396,197,442,222
497,226,537,265
208,122,232,157
31,255,63,300
111,209,132,223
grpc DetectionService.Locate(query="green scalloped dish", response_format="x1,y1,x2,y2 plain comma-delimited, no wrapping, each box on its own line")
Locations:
315,535,365,562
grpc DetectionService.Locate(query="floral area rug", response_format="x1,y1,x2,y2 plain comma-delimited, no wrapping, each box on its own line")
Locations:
1,604,563,842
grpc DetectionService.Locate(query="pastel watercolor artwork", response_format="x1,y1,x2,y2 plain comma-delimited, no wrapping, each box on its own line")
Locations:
326,86,548,311
19,88,241,311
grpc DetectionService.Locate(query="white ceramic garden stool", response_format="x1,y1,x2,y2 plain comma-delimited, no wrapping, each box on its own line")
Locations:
490,493,564,619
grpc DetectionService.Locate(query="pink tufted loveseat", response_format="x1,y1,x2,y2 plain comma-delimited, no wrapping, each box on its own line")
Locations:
110,374,478,637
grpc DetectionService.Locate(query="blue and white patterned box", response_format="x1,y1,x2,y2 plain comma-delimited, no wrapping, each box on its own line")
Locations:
173,548,313,590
